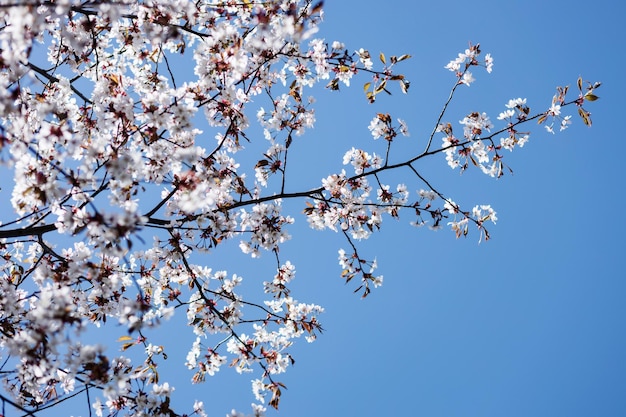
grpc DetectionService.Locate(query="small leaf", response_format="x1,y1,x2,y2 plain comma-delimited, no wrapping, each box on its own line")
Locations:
255,159,269,168
118,335,133,342
578,108,592,126
374,80,387,94
289,85,301,101
377,113,391,122
584,93,599,102
361,286,371,299
269,387,282,409
537,114,547,125
379,52,386,64
396,54,411,62
400,79,410,94
577,76,583,92
326,78,339,91
311,1,324,15
363,82,371,92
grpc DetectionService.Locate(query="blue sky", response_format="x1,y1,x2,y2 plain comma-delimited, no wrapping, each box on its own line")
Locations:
163,1,625,416
269,1,626,416
2,1,625,416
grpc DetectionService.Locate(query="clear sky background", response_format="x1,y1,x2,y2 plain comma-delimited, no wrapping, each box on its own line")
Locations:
262,1,625,416
163,1,626,416
2,1,625,416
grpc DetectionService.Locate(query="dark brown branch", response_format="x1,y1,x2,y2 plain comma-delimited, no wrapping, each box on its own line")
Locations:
26,63,93,104
0,392,38,417
0,223,56,239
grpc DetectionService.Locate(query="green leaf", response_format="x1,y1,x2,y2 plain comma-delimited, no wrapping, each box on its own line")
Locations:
363,82,371,92
584,93,599,101
379,52,386,64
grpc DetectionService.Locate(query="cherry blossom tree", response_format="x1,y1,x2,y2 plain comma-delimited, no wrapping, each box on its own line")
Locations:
0,1,600,416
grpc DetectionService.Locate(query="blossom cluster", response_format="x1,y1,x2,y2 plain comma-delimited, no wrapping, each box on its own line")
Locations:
368,113,410,141
437,93,574,178
0,1,335,414
444,43,493,86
